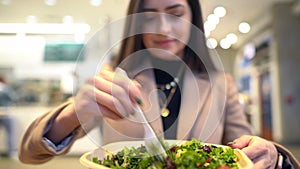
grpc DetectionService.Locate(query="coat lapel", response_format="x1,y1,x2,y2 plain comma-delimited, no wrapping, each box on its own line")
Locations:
177,71,212,139
123,57,224,140
177,72,227,142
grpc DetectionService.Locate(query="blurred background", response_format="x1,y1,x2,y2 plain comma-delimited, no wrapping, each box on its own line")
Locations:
0,0,299,168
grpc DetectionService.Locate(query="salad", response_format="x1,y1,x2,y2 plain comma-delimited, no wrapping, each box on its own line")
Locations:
92,139,238,169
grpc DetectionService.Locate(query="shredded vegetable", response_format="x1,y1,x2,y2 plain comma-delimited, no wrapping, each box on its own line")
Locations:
92,139,238,169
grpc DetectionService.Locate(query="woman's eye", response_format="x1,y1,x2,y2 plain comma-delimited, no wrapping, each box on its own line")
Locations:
166,12,184,21
168,7,185,17
172,12,184,17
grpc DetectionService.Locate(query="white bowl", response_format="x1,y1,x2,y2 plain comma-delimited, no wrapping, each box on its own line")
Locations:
80,140,253,169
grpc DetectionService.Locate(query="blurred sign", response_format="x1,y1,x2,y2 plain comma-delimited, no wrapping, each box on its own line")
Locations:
44,43,85,62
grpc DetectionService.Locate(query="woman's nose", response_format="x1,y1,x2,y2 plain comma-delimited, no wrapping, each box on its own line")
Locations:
158,14,172,35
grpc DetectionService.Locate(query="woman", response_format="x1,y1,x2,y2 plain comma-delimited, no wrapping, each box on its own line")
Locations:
19,0,299,168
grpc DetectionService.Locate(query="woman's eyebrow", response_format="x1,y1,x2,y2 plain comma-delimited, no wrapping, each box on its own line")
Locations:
143,8,157,12
143,4,183,12
165,4,183,11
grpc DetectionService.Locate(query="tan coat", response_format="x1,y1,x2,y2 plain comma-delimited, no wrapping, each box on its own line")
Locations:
18,63,300,167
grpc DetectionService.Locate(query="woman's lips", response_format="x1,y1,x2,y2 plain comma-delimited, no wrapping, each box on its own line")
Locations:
155,39,176,46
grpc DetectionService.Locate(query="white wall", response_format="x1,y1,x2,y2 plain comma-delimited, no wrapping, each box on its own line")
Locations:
0,36,77,80
233,2,300,144
272,2,300,144
0,35,107,155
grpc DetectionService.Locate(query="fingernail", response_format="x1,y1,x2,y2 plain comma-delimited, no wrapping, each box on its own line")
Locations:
131,110,136,116
136,97,143,105
227,141,236,145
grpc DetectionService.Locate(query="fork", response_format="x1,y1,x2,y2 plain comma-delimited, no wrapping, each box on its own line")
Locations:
114,67,167,162
134,104,167,162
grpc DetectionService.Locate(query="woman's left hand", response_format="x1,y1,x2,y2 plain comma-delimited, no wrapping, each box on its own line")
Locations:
229,135,278,169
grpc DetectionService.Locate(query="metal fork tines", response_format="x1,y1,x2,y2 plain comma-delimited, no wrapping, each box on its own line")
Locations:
134,105,167,162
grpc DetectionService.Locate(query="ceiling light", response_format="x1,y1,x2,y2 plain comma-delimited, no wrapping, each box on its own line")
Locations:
0,23,91,35
220,38,231,49
207,14,220,25
214,6,226,18
206,38,218,49
44,0,56,6
226,33,238,44
90,0,102,6
63,15,74,24
205,31,210,37
204,21,216,32
239,22,251,34
26,15,37,24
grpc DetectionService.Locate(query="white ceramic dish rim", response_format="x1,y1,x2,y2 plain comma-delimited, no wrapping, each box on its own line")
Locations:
80,140,254,169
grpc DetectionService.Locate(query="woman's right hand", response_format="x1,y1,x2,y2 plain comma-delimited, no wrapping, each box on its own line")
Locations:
73,66,142,124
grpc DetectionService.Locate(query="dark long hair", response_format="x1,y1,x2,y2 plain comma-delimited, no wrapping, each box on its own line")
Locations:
113,0,217,73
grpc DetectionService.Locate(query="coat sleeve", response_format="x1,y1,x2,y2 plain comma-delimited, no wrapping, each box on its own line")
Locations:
274,142,300,168
222,74,253,143
222,75,300,168
18,99,87,164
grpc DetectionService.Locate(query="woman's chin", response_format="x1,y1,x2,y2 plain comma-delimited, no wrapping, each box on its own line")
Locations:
148,49,183,61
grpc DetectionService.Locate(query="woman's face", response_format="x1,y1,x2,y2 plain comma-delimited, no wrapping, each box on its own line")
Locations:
142,0,192,60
